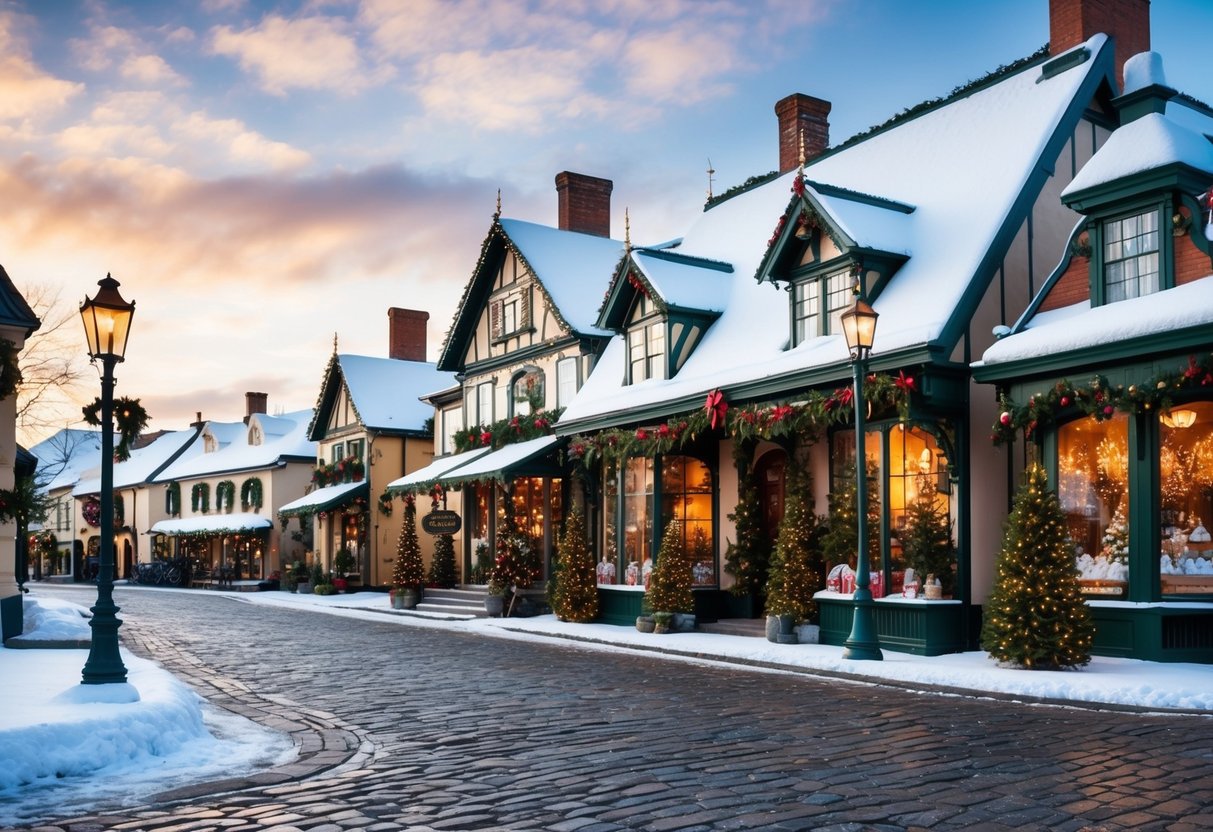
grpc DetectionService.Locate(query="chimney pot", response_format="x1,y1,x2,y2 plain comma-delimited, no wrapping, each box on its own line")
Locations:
1049,0,1150,91
245,392,267,425
775,93,831,173
389,307,429,362
555,171,613,237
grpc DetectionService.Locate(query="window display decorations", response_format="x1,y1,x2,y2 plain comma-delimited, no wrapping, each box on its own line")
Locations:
991,353,1213,445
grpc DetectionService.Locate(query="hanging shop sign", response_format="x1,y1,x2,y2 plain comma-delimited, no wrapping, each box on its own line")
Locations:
421,510,461,536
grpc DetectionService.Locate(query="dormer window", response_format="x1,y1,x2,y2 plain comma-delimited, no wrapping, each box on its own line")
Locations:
792,267,852,346
1102,209,1159,303
249,425,262,446
204,433,217,453
627,293,665,384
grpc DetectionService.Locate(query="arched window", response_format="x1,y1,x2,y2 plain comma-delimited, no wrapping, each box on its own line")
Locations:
511,368,545,416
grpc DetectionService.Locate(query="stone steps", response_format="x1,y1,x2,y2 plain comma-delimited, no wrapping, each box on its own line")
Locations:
698,618,767,639
415,586,489,617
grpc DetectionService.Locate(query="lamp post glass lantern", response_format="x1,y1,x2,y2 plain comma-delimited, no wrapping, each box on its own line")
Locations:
840,295,883,661
79,274,135,685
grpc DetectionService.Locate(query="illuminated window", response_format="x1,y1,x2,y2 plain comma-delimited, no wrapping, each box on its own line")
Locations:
1159,402,1213,596
1060,413,1130,597
793,267,851,345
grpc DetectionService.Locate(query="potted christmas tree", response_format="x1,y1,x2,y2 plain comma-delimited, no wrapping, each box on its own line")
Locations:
981,464,1095,669
391,496,425,609
550,508,598,623
644,520,695,632
428,533,458,588
764,466,823,644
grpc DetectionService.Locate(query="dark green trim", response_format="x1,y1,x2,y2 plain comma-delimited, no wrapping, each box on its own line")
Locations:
934,37,1114,352
1089,199,1172,308
1039,46,1090,80
1112,83,1176,124
1009,218,1088,334
440,438,566,486
636,247,733,272
1063,161,1213,214
807,180,915,214
1127,411,1158,603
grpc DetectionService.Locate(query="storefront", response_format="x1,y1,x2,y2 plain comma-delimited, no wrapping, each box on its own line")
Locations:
277,480,368,578
148,514,273,581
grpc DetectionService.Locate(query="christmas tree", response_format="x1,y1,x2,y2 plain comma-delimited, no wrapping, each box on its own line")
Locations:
981,463,1094,669
1099,504,1129,565
902,475,955,596
644,519,694,614
391,496,425,591
489,500,540,595
550,507,599,622
764,465,824,622
428,533,458,588
723,440,772,597
821,460,881,571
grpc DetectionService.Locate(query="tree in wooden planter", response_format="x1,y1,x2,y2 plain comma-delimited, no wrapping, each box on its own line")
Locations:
764,465,824,622
391,496,425,597
428,533,458,588
902,475,955,597
981,463,1094,669
821,460,881,572
644,519,694,614
550,507,598,622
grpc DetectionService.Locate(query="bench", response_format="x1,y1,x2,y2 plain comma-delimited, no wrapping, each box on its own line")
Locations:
190,567,212,589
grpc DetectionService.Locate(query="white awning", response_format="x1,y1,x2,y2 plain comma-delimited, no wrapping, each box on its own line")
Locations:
438,435,562,485
277,480,367,516
385,446,492,493
150,513,272,536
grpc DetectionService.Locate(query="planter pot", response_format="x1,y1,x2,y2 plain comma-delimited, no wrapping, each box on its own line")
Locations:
296,581,312,595
635,615,656,633
777,614,799,645
672,613,696,633
332,578,348,593
765,615,780,643
796,623,820,644
653,622,671,635
400,589,420,610
485,595,504,617
391,591,405,610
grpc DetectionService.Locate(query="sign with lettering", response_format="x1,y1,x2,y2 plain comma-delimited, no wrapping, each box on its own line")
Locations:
421,510,461,535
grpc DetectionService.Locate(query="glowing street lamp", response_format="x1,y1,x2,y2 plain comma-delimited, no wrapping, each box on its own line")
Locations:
79,274,134,684
840,294,883,661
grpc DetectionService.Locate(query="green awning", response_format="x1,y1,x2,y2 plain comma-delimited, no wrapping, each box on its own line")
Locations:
385,446,491,494
277,480,368,517
439,435,564,485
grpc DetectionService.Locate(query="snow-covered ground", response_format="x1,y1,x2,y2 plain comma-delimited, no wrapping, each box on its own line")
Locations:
4,585,1212,826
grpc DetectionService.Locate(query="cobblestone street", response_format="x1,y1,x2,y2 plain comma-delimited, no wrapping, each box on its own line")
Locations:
14,587,1213,832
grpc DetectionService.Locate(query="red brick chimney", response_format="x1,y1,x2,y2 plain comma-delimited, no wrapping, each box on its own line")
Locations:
1049,0,1150,91
776,93,831,173
555,171,612,237
388,307,429,362
245,392,267,425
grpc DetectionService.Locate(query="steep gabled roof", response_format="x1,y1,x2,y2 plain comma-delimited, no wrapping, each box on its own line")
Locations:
0,264,40,336
308,353,455,440
73,428,201,496
437,218,624,371
597,248,732,331
152,410,314,481
559,36,1114,430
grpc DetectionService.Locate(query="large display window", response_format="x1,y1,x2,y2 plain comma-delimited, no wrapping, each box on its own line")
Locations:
1159,402,1213,595
1060,413,1130,597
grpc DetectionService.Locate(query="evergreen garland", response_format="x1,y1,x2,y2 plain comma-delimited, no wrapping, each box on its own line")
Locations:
166,482,181,517
216,480,236,513
454,407,562,453
0,338,21,401
644,520,695,614
391,496,424,591
550,508,598,623
191,482,210,514
240,477,263,511
82,395,149,462
764,465,824,622
723,439,771,597
428,533,458,588
981,464,1094,670
901,475,955,596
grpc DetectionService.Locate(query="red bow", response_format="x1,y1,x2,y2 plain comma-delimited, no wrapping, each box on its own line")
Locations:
705,389,728,430
792,176,805,198
836,386,854,408
894,370,916,392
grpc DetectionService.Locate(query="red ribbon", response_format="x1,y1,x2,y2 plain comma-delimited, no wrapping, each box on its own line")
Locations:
705,389,728,430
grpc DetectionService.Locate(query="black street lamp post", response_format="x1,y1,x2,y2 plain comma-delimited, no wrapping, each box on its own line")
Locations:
79,274,135,685
840,294,883,662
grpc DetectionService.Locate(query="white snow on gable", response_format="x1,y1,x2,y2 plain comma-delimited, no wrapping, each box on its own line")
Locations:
561,37,1107,425
338,355,455,433
1063,111,1213,196
978,276,1213,367
807,185,914,255
72,429,201,496
500,219,624,335
153,410,315,481
632,251,731,314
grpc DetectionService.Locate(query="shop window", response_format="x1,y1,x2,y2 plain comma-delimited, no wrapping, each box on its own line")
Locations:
792,267,851,346
1159,402,1213,595
621,457,655,584
1061,413,1130,596
1102,210,1159,303
599,461,619,584
887,426,951,588
661,456,715,586
511,476,561,555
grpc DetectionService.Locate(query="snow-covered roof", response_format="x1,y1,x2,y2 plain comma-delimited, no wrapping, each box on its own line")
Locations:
500,218,624,336
632,250,732,314
149,513,272,535
152,410,314,481
385,446,491,492
251,413,294,437
1062,111,1213,197
978,276,1213,368
202,420,246,450
439,435,560,484
337,355,454,432
806,182,915,255
30,429,104,493
561,37,1110,427
73,429,200,496
277,480,365,515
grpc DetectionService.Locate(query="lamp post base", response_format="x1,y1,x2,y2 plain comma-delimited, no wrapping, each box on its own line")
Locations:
841,597,883,661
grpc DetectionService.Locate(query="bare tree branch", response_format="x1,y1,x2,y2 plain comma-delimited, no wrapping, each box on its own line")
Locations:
15,282,89,441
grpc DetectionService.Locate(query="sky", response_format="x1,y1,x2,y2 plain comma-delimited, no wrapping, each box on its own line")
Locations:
3,0,1213,444
4,588,1213,824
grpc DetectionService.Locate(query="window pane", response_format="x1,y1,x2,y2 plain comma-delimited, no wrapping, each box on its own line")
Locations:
600,463,619,584
1061,413,1130,597
1103,211,1160,305
557,357,578,408
825,269,851,335
622,457,654,585
1160,402,1213,596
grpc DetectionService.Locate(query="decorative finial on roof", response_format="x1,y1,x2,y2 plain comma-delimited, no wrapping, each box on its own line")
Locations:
798,130,806,174
494,188,502,219
624,207,631,253
706,158,716,201
333,332,338,355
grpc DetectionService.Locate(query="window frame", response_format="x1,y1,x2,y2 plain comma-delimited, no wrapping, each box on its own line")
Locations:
790,264,854,347
556,356,579,408
626,300,667,385
1091,199,1171,308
